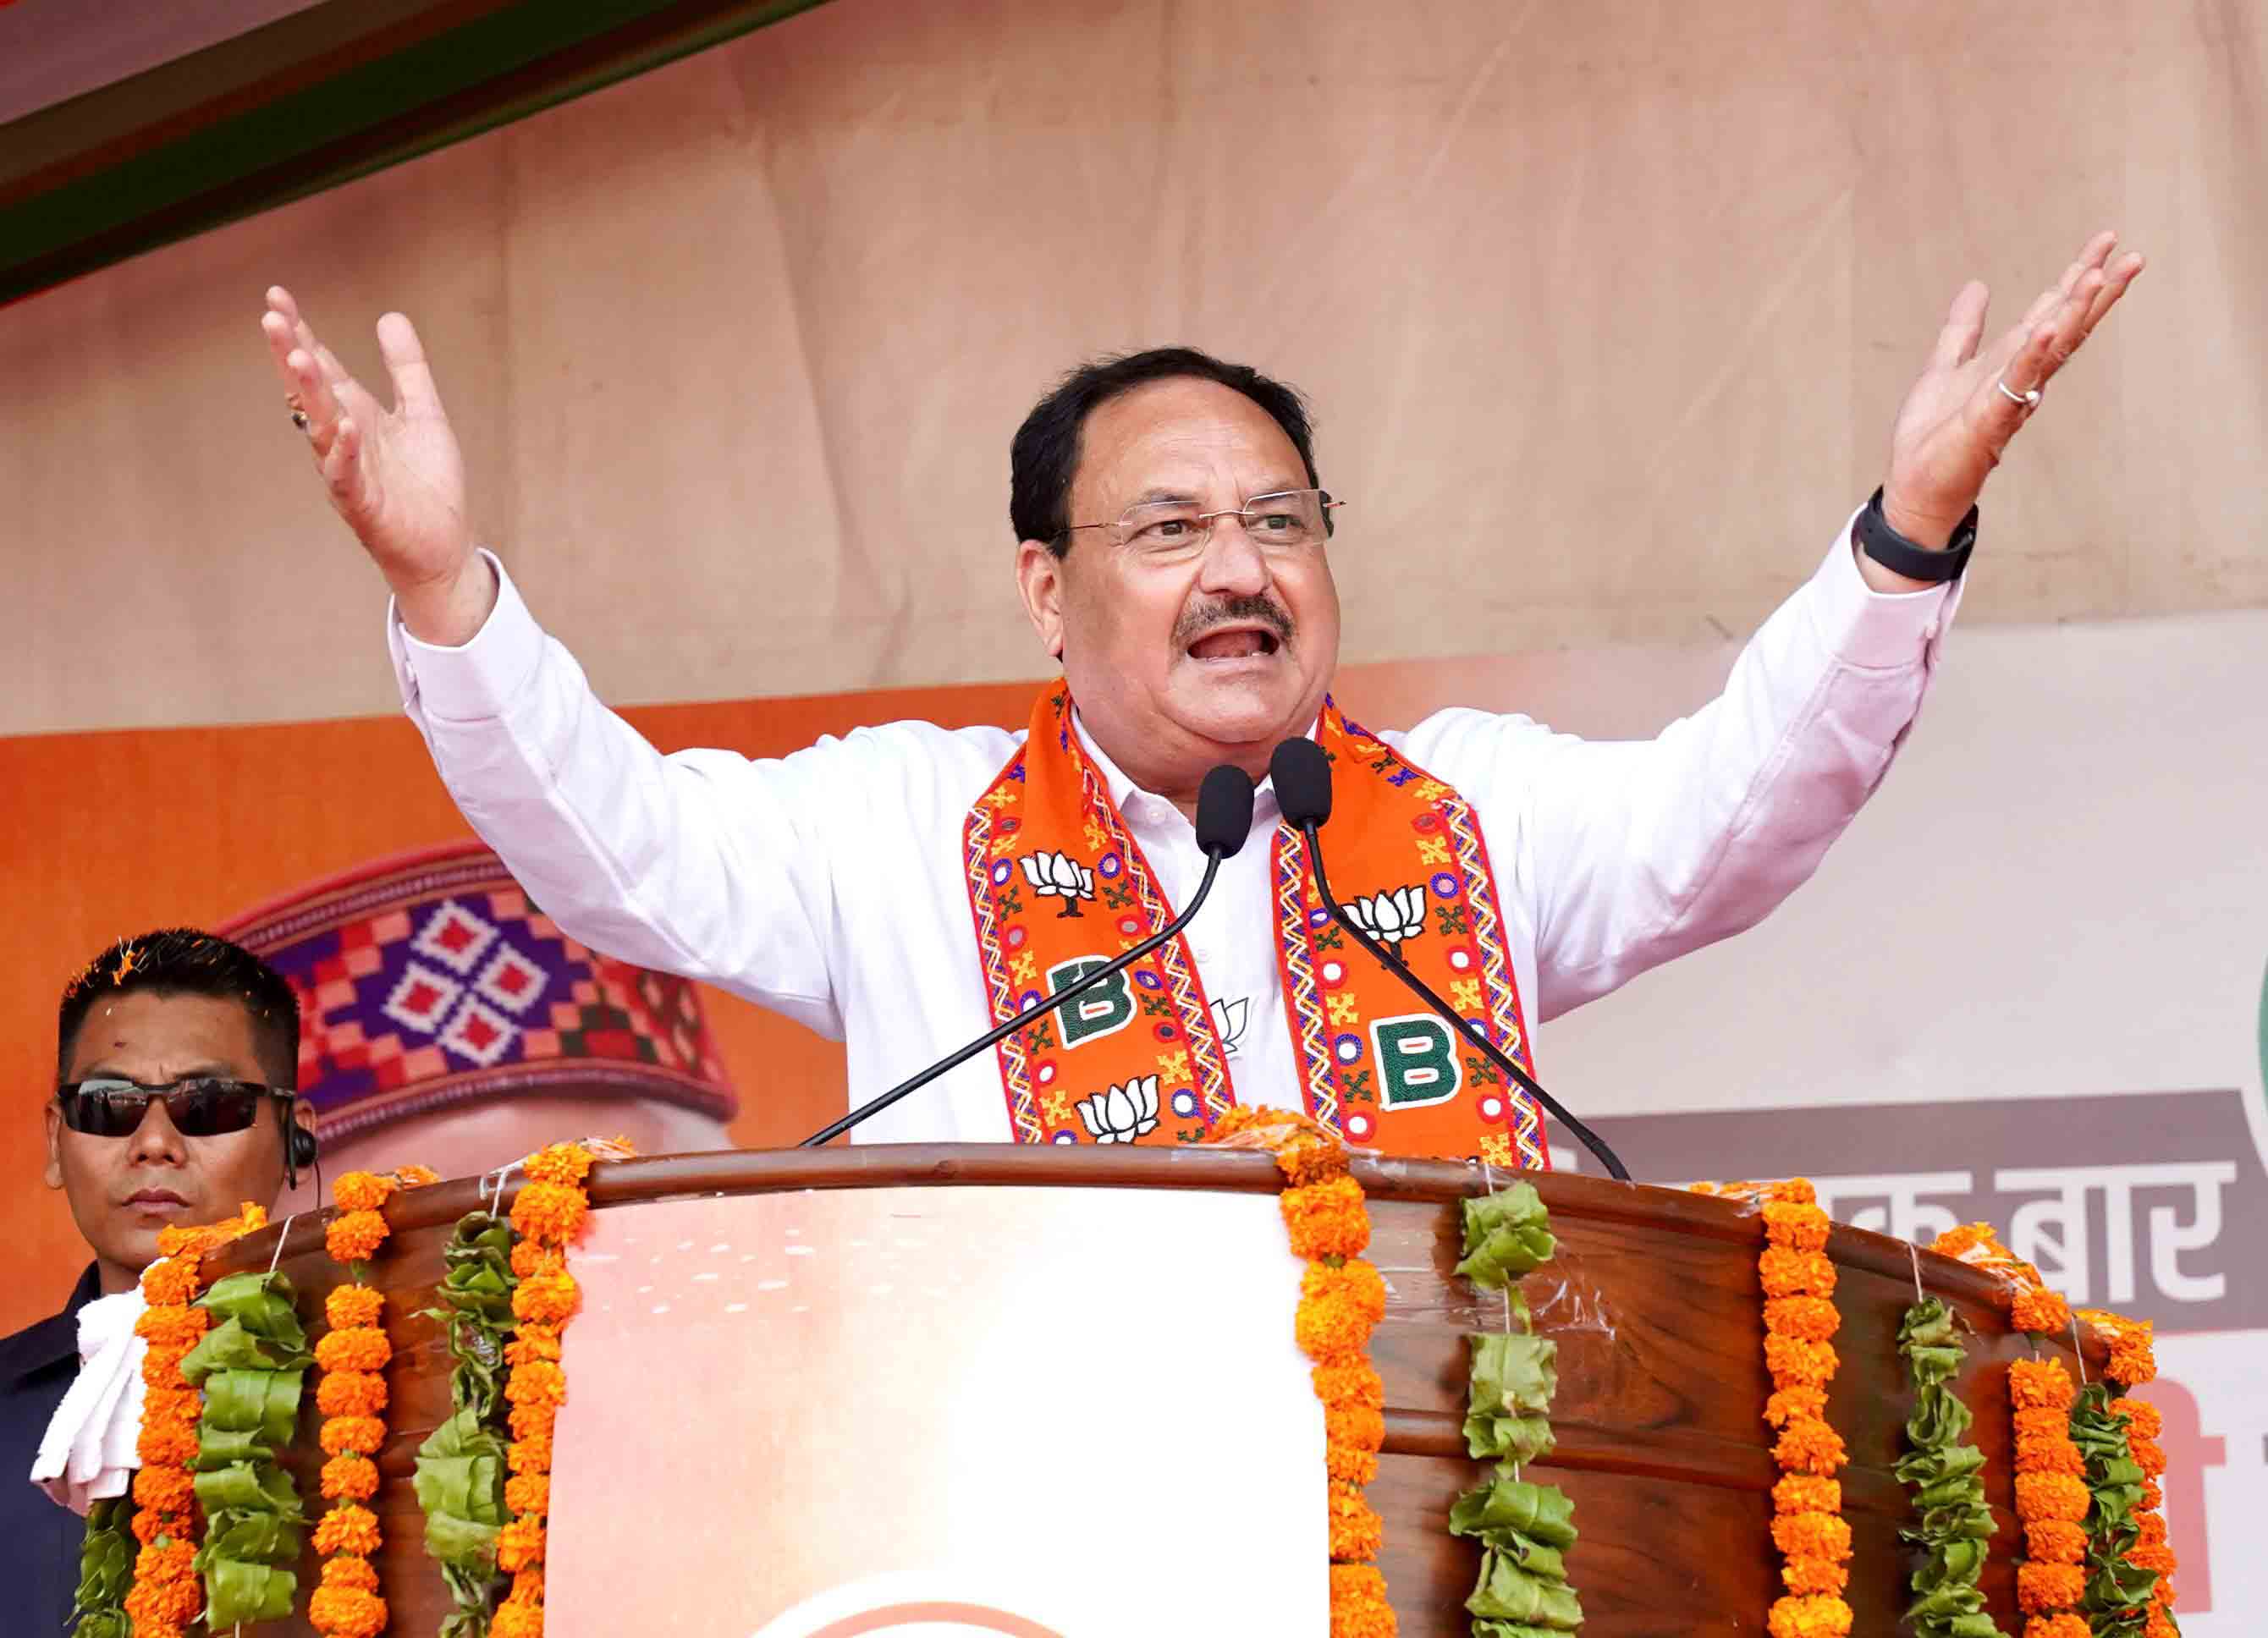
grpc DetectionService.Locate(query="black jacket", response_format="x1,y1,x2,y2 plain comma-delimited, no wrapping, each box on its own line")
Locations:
0,1263,103,1638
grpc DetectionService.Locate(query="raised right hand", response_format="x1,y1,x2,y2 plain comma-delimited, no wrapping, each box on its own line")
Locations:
260,288,496,645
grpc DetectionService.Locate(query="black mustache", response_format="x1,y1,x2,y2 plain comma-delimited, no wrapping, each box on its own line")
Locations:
1175,596,1293,648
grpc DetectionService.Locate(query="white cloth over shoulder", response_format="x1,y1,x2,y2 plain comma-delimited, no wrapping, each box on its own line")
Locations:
388,514,1962,1144
29,1286,147,1515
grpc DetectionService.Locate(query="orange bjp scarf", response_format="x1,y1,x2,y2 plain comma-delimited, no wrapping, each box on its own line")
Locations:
961,686,1548,1167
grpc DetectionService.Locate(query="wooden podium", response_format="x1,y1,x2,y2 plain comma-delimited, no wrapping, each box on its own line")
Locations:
209,1146,2095,1635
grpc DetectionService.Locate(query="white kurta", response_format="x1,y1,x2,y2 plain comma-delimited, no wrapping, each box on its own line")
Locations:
388,515,1959,1144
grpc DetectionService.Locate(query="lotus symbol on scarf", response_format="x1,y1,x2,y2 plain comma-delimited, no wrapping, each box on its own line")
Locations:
1210,995,1250,1057
1074,1075,1160,1143
1020,850,1096,917
1346,884,1429,951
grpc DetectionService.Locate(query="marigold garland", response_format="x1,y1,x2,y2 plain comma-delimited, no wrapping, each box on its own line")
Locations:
310,1168,432,1637
1208,1107,1392,1638
1753,1181,1852,1638
115,1201,268,1638
487,1141,611,1638
2006,1358,2089,1632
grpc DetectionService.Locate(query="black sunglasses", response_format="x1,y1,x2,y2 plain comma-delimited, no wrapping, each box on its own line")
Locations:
54,1077,292,1140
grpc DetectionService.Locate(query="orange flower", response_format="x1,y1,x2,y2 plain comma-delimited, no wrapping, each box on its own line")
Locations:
1773,1475,1841,1517
2117,1399,2165,1439
525,1141,597,1188
1311,1360,1384,1411
512,1180,590,1245
2027,1618,2092,1638
308,1585,388,1638
2012,1406,2070,1440
505,1326,564,1367
326,1285,386,1330
1764,1296,1841,1343
2129,1542,2178,1575
129,1504,168,1546
313,1504,383,1558
1327,1485,1384,1562
2008,1359,2076,1411
496,1516,548,1572
388,1163,443,1189
512,1568,546,1602
513,1272,581,1326
1929,1223,1991,1259
1326,1443,1379,1487
505,1360,567,1409
2011,1285,2073,1335
1764,1385,1828,1428
2023,1520,2087,1564
321,1454,381,1501
1770,1178,1818,1206
1296,1290,1380,1365
2013,1473,2091,1524
2143,1609,2179,1638
132,1465,196,1514
1763,1335,1838,1387
134,1305,209,1350
325,1210,389,1263
320,1554,380,1591
332,1171,398,1213
1765,1594,1852,1638
1324,1403,1386,1456
1782,1556,1850,1597
1773,1419,1848,1477
2139,1478,2163,1511
1326,1563,1397,1638
2136,1514,2168,1549
511,1240,568,1280
509,1399,559,1443
321,1415,388,1458
1760,1201,1830,1252
1301,1259,1387,1324
135,1419,199,1467
2129,1436,2167,1478
1770,1512,1852,1563
2078,1310,2158,1386
134,1539,196,1586
124,1574,201,1628
489,1598,545,1638
1281,1177,1372,1261
505,1472,552,1517
139,1261,199,1308
317,1370,388,1419
316,1327,394,1373
1759,1248,1837,1299
2014,1434,2085,1476
2017,1563,2086,1613
508,1434,554,1476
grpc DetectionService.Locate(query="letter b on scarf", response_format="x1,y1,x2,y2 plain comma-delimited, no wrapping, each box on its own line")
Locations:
1049,957,1135,1047
1373,1015,1462,1109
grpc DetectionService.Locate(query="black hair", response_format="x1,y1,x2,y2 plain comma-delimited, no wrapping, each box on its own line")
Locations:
1010,346,1322,557
57,928,300,1091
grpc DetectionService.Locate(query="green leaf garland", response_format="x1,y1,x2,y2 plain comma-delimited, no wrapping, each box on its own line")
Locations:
67,1495,135,1637
413,1209,520,1638
2070,1382,2165,1634
1450,1184,1584,1635
180,1270,313,1627
1891,1296,2006,1638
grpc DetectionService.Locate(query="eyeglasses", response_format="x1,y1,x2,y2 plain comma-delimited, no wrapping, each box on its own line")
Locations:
1060,487,1343,558
54,1076,292,1139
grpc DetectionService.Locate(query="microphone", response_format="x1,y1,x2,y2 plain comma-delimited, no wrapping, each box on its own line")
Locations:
1268,738,1632,1181
801,762,1258,1146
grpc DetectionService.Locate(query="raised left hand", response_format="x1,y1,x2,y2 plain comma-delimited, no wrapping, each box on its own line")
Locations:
1880,230,2144,553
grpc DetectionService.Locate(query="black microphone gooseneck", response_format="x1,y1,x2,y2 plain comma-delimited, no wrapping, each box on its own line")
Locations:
800,763,1258,1147
1268,738,1632,1182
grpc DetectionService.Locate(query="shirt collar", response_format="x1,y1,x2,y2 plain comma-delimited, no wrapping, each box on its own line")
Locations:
1067,709,1297,830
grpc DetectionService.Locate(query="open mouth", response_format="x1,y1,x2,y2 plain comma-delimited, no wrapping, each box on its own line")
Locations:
1187,628,1281,662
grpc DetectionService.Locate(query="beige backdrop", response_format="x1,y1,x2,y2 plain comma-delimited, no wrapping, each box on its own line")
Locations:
3,0,2264,739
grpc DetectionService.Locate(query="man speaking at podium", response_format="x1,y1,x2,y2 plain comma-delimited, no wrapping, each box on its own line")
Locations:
260,234,2138,1166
